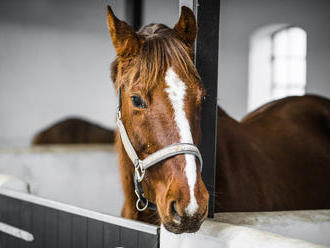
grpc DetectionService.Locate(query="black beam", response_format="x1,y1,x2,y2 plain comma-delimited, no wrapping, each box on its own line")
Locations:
196,0,220,218
180,0,220,218
126,0,143,31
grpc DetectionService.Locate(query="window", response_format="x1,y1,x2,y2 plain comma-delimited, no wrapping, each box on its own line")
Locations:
271,27,307,99
248,25,307,112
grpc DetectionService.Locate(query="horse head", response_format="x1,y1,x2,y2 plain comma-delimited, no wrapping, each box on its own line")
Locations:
107,6,209,234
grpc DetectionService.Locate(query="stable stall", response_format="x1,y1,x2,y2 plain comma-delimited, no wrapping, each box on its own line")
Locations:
0,0,329,247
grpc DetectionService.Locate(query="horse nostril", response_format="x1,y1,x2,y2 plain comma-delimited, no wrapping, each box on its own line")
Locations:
170,201,181,223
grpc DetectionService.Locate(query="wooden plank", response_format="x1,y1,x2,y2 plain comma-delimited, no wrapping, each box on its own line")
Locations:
19,200,33,248
58,211,72,248
12,198,21,248
194,0,220,218
0,191,160,248
120,227,138,248
0,195,4,247
31,203,45,248
45,207,58,248
103,223,120,248
0,188,158,235
138,231,159,248
87,219,103,248
0,195,7,247
2,196,21,247
72,215,87,248
0,195,11,247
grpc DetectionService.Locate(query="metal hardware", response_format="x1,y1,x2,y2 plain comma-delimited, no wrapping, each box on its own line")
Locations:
134,159,145,182
135,190,149,211
116,108,121,120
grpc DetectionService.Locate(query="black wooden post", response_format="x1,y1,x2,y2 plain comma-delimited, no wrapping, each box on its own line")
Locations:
126,0,143,31
179,0,220,218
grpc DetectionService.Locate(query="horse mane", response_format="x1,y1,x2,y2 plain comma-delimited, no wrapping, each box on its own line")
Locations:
111,24,200,92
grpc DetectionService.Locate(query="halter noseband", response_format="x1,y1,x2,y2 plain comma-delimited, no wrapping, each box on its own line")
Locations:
116,87,203,211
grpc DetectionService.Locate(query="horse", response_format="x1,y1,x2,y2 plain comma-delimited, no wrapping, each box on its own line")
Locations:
32,117,115,145
106,6,330,234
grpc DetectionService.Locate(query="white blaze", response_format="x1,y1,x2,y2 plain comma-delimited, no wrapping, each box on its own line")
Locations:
165,67,198,216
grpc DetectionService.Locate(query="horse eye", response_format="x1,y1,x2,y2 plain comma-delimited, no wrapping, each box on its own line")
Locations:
131,95,147,108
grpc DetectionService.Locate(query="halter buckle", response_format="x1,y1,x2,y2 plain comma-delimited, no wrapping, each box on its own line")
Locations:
135,190,149,211
134,159,145,182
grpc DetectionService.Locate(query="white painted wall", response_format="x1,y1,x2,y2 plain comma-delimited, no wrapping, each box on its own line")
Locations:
142,0,178,28
0,0,180,148
0,0,127,147
0,145,123,215
219,0,330,120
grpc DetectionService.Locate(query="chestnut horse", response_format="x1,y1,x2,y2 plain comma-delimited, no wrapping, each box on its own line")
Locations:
107,6,330,233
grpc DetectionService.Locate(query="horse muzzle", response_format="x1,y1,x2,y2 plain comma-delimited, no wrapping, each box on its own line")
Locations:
163,202,208,234
158,174,209,234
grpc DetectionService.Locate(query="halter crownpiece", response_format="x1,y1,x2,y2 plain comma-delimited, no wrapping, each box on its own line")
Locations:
116,87,203,211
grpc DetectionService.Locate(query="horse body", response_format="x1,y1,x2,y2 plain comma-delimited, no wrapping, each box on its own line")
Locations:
32,117,115,145
216,95,330,212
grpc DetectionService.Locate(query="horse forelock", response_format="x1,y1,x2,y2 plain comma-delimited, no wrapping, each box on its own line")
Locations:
138,23,170,38
111,24,200,94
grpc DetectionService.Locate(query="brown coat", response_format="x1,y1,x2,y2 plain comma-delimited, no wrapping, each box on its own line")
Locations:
216,95,330,212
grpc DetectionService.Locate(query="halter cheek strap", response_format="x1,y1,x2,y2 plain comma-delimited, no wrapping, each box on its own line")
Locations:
116,87,203,211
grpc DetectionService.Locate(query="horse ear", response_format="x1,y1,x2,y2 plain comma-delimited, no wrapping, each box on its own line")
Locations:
173,6,197,48
107,5,140,58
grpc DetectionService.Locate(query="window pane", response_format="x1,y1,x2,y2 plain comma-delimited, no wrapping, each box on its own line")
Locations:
271,26,307,99
288,58,306,84
272,88,288,99
273,29,288,56
288,87,305,96
273,57,288,85
288,27,307,57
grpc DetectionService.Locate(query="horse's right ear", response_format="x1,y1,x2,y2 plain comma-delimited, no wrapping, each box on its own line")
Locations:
107,5,140,58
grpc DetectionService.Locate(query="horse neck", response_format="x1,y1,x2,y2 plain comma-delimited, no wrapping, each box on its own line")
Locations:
217,107,251,155
215,107,264,211
216,107,254,170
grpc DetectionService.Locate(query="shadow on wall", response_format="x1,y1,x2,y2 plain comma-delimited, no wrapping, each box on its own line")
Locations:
32,117,115,145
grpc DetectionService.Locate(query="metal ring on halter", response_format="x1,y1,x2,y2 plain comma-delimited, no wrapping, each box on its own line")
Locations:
135,191,149,211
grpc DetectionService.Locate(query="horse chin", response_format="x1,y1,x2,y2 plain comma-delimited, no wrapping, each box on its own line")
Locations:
163,219,203,234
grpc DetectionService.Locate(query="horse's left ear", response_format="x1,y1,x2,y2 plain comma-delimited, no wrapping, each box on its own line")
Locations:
173,6,197,48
